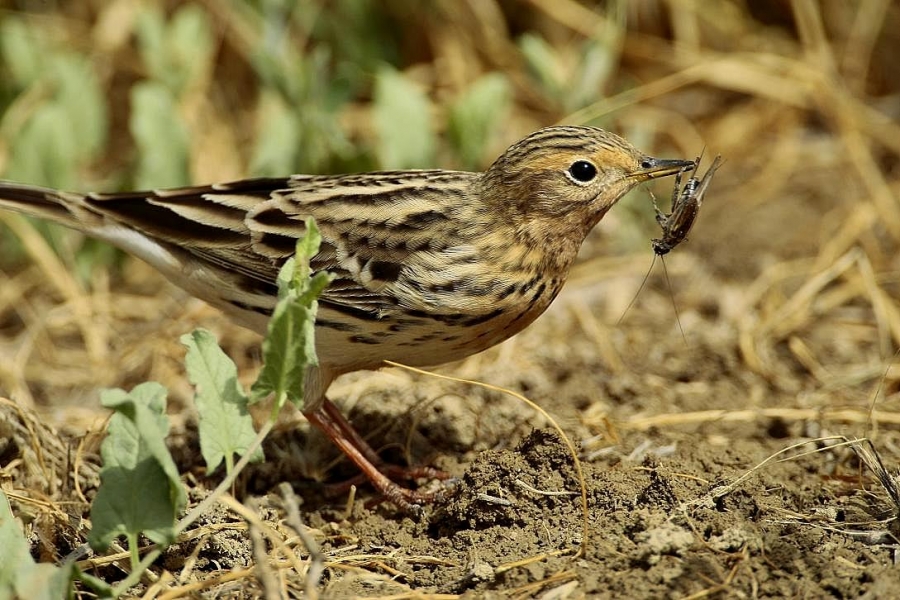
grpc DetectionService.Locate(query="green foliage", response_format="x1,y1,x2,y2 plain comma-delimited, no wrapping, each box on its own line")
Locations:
70,218,330,594
52,55,108,160
244,1,364,176
0,18,107,189
250,46,351,176
448,73,512,170
252,219,334,409
373,67,435,169
5,103,78,189
128,4,215,189
519,33,563,102
129,82,190,189
2,213,331,593
519,13,624,114
251,91,304,177
0,18,41,86
0,15,112,275
310,0,401,79
182,329,263,474
0,491,74,600
136,4,214,95
89,383,187,554
569,40,618,112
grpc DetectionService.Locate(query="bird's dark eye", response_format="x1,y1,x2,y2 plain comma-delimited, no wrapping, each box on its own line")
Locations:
568,160,597,183
640,159,653,169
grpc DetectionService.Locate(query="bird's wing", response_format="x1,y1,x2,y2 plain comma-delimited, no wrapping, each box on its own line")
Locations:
0,172,480,320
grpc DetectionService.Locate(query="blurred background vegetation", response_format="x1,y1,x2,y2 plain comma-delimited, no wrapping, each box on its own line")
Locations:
0,1,897,262
0,0,899,408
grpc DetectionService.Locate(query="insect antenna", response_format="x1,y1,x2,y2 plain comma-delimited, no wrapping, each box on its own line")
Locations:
659,254,687,345
616,253,657,326
618,185,664,326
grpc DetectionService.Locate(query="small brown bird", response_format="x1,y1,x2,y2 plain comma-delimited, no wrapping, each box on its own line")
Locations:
0,126,692,509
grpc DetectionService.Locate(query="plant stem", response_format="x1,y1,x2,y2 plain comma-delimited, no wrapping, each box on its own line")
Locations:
174,416,276,536
111,548,162,597
126,532,139,572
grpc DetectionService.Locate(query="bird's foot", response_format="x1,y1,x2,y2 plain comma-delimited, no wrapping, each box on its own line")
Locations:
305,399,455,512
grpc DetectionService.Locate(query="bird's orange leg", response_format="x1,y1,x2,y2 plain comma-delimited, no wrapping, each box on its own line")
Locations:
304,400,451,510
320,399,449,481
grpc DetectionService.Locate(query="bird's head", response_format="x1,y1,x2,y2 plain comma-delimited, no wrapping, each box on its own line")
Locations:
482,126,693,240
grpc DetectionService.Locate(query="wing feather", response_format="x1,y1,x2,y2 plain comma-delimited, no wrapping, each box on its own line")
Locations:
1,172,482,320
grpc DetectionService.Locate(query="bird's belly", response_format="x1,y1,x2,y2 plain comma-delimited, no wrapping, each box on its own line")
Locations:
312,301,548,372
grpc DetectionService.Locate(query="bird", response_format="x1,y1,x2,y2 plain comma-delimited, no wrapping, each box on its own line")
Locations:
0,125,693,509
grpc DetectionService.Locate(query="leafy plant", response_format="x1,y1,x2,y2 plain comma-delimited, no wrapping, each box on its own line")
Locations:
0,492,74,600
130,3,215,189
2,220,330,597
135,4,213,96
447,73,512,170
373,67,435,169
251,53,353,176
518,2,625,115
252,219,334,408
129,81,191,189
183,329,263,475
0,17,107,189
88,383,187,561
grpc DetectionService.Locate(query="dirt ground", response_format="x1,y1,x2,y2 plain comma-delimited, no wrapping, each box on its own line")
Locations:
3,2,900,598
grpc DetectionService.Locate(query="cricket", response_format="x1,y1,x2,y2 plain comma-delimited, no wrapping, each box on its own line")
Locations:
651,153,723,256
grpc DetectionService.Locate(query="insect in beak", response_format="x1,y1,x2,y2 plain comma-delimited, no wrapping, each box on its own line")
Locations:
651,154,723,256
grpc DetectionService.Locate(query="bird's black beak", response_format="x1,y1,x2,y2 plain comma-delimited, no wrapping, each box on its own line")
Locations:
630,157,695,181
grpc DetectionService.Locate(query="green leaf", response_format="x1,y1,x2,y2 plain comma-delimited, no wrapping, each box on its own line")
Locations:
0,491,31,592
89,383,186,551
250,48,352,176
448,73,511,170
135,3,214,94
567,40,616,111
4,104,77,188
251,296,319,408
0,18,44,87
566,0,625,111
518,33,562,100
7,563,73,600
373,67,435,169
168,4,214,92
303,0,400,79
53,54,108,160
182,329,263,474
252,218,333,409
0,491,74,600
250,92,301,177
278,218,321,293
130,81,190,189
135,7,168,87
0,23,107,189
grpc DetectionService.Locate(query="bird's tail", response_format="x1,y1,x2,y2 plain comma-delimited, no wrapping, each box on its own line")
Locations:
0,181,82,228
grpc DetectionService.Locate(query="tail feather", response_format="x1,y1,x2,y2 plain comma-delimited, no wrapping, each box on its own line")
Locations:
0,179,279,333
0,181,79,227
